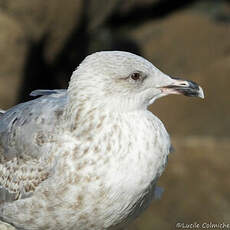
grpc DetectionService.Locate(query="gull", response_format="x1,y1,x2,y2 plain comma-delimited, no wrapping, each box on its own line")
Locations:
0,51,204,230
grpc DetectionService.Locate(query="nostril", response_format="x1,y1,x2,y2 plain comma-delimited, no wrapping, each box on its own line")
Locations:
188,80,199,90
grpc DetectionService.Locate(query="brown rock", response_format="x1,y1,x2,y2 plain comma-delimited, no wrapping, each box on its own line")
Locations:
131,11,230,74
0,0,83,61
0,11,26,109
88,0,121,30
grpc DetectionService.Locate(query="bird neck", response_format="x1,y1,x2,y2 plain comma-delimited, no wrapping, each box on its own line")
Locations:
64,90,150,137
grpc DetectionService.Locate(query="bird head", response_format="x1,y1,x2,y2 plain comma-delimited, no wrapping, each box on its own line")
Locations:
69,51,204,111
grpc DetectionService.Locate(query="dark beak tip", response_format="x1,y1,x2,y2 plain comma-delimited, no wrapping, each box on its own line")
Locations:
165,78,204,99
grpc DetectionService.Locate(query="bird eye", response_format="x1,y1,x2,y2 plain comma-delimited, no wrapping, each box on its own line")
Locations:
130,72,141,81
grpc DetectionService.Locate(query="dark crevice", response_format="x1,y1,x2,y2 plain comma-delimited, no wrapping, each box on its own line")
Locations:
18,0,90,103
52,0,90,86
18,36,56,103
107,0,199,27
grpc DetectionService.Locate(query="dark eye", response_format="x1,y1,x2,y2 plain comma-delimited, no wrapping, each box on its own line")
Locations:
130,72,141,81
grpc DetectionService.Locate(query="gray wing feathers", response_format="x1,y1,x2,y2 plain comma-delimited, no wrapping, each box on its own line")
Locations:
0,187,17,202
0,89,67,202
0,110,5,119
0,90,67,159
30,89,66,97
169,144,174,153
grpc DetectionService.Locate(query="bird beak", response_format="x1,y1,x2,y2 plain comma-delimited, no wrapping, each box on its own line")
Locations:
159,77,204,99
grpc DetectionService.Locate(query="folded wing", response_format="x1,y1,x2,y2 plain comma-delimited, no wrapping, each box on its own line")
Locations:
0,89,67,202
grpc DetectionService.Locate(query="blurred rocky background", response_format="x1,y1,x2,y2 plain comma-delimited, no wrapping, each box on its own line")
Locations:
0,0,229,229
